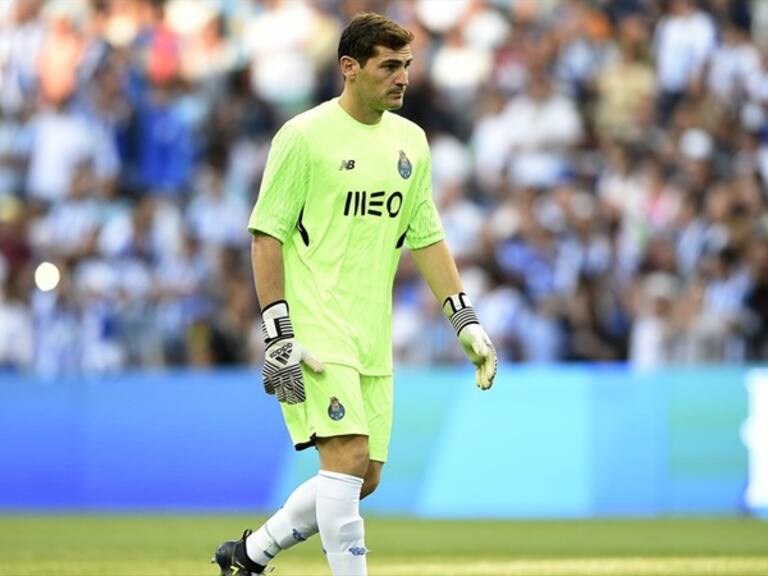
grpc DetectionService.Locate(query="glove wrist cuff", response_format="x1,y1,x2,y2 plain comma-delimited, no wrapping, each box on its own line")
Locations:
442,292,479,336
261,300,294,345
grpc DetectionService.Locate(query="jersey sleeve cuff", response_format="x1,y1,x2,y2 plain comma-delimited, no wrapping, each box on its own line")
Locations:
248,223,288,244
405,230,445,251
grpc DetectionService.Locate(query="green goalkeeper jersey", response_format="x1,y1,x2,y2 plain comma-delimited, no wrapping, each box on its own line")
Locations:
248,98,444,375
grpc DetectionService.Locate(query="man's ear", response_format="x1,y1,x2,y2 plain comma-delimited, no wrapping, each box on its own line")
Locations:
339,55,360,81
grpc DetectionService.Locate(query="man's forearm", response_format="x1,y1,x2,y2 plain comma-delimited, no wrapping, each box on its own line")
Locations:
252,231,324,402
410,240,463,303
412,239,497,390
251,232,285,308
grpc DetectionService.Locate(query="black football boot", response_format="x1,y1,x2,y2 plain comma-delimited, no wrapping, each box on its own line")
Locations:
212,529,271,575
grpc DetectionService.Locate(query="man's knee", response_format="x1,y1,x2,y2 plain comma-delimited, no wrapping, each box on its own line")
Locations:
316,434,370,478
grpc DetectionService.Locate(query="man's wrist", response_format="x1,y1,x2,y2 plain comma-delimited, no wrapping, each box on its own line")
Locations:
261,300,294,345
442,292,479,336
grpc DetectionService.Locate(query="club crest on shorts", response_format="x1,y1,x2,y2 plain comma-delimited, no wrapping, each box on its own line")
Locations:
397,150,412,179
328,396,346,421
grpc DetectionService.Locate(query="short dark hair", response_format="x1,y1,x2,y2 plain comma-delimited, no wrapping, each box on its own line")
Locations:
337,13,414,67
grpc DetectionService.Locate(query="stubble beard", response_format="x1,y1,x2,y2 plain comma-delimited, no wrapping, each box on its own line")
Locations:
384,91,405,111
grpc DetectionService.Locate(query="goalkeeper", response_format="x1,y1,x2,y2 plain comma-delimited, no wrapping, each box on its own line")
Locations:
213,12,497,576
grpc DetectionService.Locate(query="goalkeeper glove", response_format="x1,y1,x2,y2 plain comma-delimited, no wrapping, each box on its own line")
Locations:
261,300,324,404
443,292,497,390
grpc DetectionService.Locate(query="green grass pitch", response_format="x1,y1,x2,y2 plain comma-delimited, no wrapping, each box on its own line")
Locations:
1,515,767,575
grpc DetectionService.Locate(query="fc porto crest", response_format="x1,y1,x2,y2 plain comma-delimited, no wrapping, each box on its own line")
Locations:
328,396,346,421
397,150,412,179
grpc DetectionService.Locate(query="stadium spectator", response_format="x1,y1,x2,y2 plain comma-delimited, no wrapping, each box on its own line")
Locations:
186,158,250,254
25,98,108,204
0,256,33,370
745,234,768,358
653,0,716,123
594,14,655,143
37,2,86,106
0,0,766,376
0,0,44,113
31,261,80,377
501,71,583,188
0,106,32,199
629,271,679,368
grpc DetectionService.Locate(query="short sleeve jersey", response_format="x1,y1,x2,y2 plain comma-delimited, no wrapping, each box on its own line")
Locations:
248,98,444,375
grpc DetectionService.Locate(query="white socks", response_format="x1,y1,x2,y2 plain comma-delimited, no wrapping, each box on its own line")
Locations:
317,470,367,576
246,475,319,566
245,470,367,576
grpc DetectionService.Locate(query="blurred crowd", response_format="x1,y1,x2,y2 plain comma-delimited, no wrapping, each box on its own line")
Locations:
1,0,768,376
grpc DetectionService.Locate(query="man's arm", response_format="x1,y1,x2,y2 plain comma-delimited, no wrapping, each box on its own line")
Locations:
411,240,498,390
410,239,462,303
251,231,323,404
251,232,285,308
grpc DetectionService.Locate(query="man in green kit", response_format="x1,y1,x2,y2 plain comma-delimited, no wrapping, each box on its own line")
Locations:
213,12,497,576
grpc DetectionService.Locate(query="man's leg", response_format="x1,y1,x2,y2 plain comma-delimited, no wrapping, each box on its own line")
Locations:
214,364,384,575
316,434,370,576
213,459,382,575
243,475,319,570
242,459,382,568
361,460,383,499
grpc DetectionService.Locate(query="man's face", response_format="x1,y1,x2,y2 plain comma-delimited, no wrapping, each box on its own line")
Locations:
354,45,412,111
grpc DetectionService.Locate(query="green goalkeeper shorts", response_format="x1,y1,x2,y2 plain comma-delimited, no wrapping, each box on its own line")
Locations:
279,363,393,463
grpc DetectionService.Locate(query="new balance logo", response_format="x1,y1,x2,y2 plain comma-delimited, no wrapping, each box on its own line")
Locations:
344,190,403,218
339,159,356,170
270,342,293,365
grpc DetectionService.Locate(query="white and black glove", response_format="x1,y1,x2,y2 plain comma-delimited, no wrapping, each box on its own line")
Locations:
443,292,497,390
261,300,324,404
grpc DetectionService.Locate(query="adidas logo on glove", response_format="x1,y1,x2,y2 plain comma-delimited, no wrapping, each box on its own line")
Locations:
269,342,293,365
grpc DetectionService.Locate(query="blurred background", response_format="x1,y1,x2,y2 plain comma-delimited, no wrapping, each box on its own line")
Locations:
1,0,768,523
